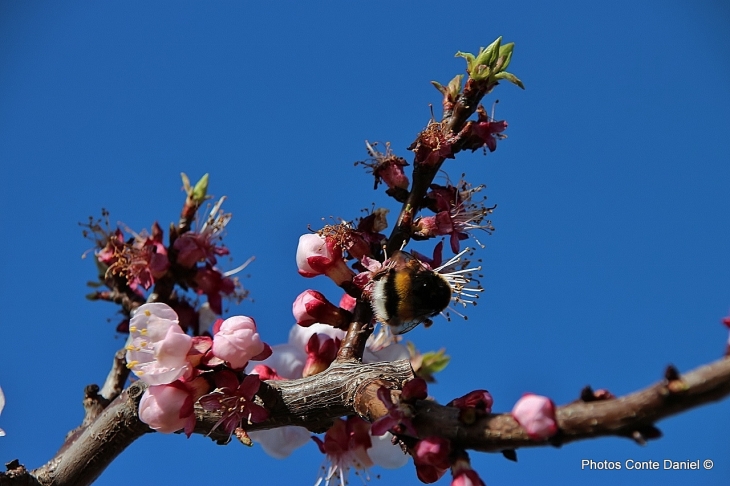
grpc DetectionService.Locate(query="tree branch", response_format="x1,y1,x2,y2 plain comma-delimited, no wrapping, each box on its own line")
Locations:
5,356,729,485
409,356,730,452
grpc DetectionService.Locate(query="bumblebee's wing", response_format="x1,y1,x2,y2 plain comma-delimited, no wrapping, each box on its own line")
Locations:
389,317,432,335
389,320,420,335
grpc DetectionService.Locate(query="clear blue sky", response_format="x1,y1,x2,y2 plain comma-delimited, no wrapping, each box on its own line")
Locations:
1,2,729,485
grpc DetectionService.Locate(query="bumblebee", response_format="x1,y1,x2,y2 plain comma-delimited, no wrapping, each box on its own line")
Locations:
369,251,452,334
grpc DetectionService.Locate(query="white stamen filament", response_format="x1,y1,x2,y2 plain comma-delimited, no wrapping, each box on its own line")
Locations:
223,255,255,277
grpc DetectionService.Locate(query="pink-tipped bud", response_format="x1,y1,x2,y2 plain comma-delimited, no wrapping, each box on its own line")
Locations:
292,289,352,328
296,233,355,286
511,393,558,440
212,316,265,370
302,334,339,377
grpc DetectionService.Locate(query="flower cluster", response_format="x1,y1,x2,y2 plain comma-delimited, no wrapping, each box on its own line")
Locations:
127,303,272,438
83,177,250,327
83,37,528,486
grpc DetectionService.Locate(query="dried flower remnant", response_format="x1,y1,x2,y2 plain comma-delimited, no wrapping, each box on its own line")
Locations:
356,141,410,200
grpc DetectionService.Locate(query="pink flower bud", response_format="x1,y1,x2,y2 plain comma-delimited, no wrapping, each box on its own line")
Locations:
296,233,355,286
139,382,195,435
212,316,265,369
511,393,558,440
302,334,338,377
292,289,351,328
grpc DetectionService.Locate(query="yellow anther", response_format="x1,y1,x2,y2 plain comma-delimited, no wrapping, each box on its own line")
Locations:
140,329,148,336
125,345,134,351
126,360,139,369
144,310,151,316
139,341,148,347
129,326,137,333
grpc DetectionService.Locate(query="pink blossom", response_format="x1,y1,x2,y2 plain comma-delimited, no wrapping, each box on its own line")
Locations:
367,432,409,469
248,426,311,459
293,289,351,328
296,233,355,286
173,231,229,269
212,316,265,370
363,342,410,364
193,265,235,315
250,343,307,379
511,393,558,440
414,183,494,254
139,382,195,436
126,303,192,385
412,436,451,483
289,322,346,350
199,371,269,436
313,417,374,486
173,196,231,268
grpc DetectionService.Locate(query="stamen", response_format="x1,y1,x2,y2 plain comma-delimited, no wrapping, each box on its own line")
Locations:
223,255,255,277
